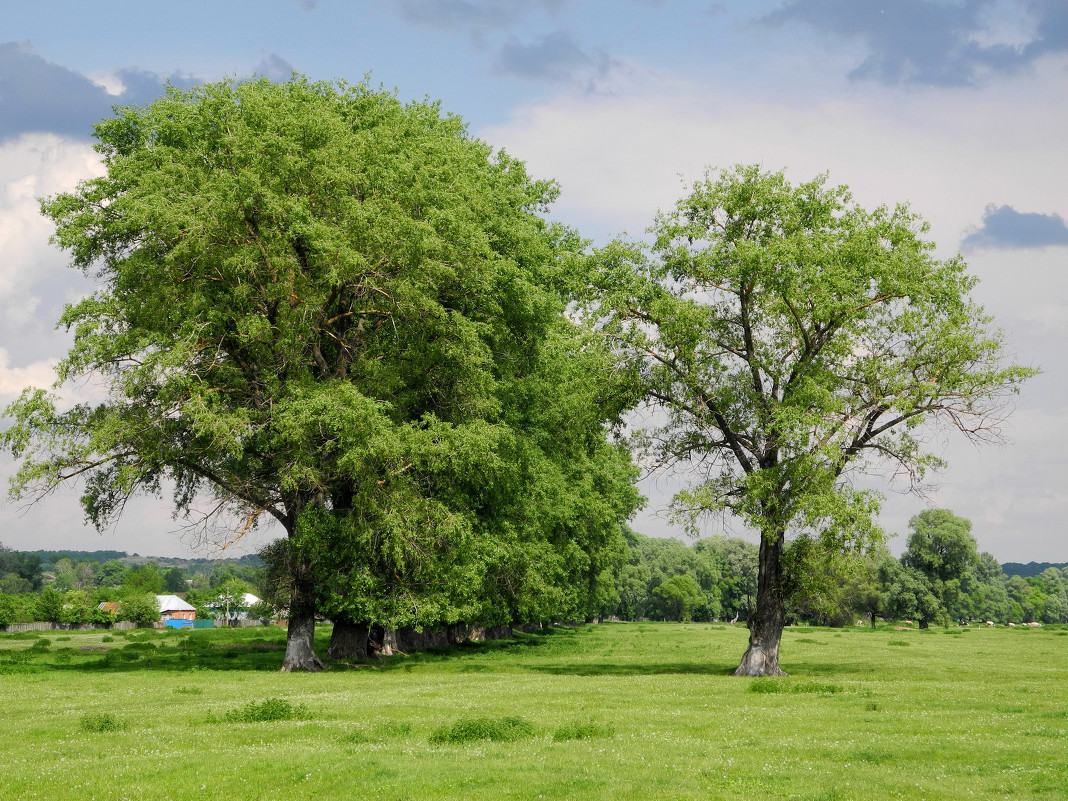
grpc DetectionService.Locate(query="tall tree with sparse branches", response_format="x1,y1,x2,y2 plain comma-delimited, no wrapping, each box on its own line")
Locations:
586,164,1035,676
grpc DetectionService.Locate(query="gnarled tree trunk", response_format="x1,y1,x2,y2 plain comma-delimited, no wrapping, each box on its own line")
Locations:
734,527,788,677
327,615,369,660
280,548,325,672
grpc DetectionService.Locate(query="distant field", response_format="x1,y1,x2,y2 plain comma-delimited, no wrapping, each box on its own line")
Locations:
1,622,1064,800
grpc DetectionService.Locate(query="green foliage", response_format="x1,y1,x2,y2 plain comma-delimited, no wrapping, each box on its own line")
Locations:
0,592,16,626
222,698,309,723
162,568,186,593
585,165,1035,670
428,716,535,745
79,713,125,733
650,574,702,622
2,77,639,663
116,594,160,624
34,587,65,623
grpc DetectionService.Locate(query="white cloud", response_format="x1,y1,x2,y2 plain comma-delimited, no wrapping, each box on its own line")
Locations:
481,60,1066,250
0,348,57,400
0,134,101,362
85,71,127,96
482,63,1067,560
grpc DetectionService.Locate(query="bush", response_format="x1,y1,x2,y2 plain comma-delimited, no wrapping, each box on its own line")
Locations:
222,698,309,723
116,595,160,624
429,716,534,745
80,713,125,733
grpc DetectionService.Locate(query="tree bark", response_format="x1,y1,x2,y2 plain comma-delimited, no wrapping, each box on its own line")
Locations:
327,616,369,660
280,548,325,672
734,527,788,677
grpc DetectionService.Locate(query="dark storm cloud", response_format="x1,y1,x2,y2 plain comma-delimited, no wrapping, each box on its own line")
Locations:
0,41,190,142
394,0,566,39
764,0,1067,86
495,30,594,81
962,205,1068,251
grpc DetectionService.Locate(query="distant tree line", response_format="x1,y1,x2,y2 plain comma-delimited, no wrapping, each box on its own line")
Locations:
3,509,1065,630
603,511,1067,627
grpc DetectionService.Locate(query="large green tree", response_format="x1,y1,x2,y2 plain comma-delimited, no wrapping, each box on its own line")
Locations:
901,508,979,625
586,165,1035,675
2,77,636,670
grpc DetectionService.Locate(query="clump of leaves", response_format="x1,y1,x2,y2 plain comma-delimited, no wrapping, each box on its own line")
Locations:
747,679,843,695
80,713,125,733
222,698,309,723
101,636,115,643
552,720,615,741
887,640,910,647
429,716,534,745
30,638,51,649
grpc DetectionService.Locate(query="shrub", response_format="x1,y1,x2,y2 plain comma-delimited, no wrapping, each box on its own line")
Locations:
123,641,157,652
429,716,535,745
223,698,309,723
116,595,160,624
80,713,125,733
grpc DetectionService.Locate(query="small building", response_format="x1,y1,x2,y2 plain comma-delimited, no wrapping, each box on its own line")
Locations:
156,594,196,622
97,601,121,616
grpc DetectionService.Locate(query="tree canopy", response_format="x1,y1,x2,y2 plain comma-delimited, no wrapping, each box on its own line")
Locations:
585,164,1036,675
2,77,638,669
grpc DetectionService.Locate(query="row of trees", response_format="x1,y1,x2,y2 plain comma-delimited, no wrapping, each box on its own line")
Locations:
2,76,1034,674
3,511,1063,629
604,511,1067,627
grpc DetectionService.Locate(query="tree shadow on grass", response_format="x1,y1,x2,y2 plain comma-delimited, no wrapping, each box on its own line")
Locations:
524,661,738,677
371,627,585,672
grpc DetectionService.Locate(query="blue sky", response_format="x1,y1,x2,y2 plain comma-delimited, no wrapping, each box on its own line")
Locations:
1,0,1065,560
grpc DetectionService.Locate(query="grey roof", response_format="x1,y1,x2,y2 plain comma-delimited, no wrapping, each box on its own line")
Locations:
156,594,195,612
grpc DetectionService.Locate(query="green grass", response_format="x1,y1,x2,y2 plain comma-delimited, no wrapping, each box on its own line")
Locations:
0,622,1064,800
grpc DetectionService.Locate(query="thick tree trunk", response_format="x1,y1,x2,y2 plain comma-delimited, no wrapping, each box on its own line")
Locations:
734,527,788,677
327,616,369,660
280,549,325,672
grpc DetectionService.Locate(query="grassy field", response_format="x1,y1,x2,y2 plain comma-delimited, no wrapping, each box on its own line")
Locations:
0,621,1064,800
